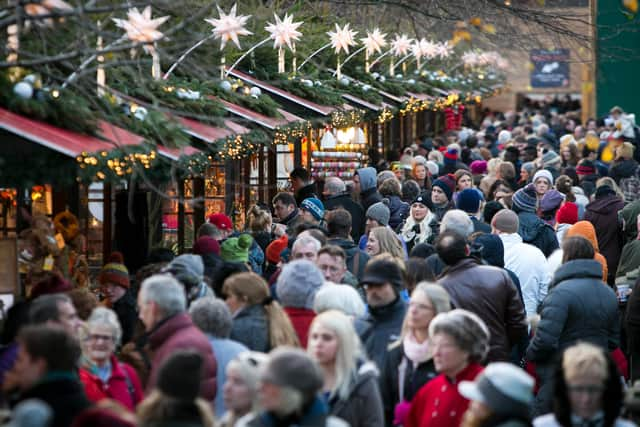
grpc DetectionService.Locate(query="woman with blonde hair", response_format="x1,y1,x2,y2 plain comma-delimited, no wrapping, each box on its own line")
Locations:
246,205,273,253
307,310,384,427
223,272,299,352
366,226,406,259
480,158,503,198
220,351,268,427
400,192,438,252
380,283,451,426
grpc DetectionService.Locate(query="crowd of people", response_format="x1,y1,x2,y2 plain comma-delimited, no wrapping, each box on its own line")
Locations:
1,104,640,427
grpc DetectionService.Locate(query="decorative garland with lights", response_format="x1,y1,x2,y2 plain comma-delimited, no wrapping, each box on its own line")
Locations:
274,120,312,145
377,107,394,124
331,109,365,129
274,78,345,107
76,144,160,183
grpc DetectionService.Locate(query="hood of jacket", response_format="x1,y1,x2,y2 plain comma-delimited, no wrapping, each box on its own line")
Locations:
621,200,640,241
552,258,603,286
612,159,639,178
566,221,600,251
517,212,550,242
357,167,377,192
368,296,406,323
586,194,624,215
328,237,357,252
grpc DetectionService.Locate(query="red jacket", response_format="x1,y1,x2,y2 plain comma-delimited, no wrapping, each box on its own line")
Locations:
147,312,217,401
284,307,316,348
406,363,484,427
78,355,143,411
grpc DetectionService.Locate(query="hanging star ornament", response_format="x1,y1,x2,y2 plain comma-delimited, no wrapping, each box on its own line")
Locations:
435,41,452,59
361,28,387,56
327,23,358,55
391,34,412,57
420,39,439,59
205,3,252,50
113,6,169,53
265,13,303,50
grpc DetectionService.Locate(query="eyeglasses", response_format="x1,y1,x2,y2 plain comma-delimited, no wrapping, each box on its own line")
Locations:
87,334,114,343
567,385,604,395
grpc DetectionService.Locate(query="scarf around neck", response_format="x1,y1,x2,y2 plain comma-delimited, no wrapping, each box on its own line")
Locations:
403,332,431,365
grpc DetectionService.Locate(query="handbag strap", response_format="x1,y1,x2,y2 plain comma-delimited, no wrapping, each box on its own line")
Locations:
398,356,408,403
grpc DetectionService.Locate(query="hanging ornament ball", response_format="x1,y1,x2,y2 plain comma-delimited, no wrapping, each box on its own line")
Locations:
371,72,380,79
395,74,403,79
23,74,38,84
302,79,313,88
407,79,416,85
134,106,148,121
414,70,420,75
314,80,322,87
379,75,386,82
340,77,350,86
14,82,33,99
249,87,262,98
219,80,233,92
362,84,371,92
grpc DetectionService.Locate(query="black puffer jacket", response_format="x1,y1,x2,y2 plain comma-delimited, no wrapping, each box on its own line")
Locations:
380,342,438,426
328,361,385,427
517,212,559,257
386,195,410,231
356,297,407,370
526,259,619,365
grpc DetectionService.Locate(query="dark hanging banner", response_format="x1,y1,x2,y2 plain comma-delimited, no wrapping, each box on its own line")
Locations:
530,49,570,88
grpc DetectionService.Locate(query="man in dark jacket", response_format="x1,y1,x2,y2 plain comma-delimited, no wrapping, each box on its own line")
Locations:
354,167,382,212
272,192,304,237
356,258,408,370
323,176,365,242
290,167,318,206
138,274,218,401
436,230,527,363
511,184,559,257
585,185,625,284
526,236,619,416
8,325,91,427
326,209,369,280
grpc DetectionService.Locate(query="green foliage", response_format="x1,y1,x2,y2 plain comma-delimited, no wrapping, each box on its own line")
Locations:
274,78,345,106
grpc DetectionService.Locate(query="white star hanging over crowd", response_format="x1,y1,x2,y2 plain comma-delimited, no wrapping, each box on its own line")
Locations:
361,28,387,56
391,34,412,57
328,23,358,55
205,3,252,50
265,13,303,50
436,41,452,59
113,6,169,51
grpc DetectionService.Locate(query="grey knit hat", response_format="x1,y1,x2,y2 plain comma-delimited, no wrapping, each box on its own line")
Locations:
260,347,324,402
276,260,325,309
366,199,391,226
163,254,204,288
511,184,538,213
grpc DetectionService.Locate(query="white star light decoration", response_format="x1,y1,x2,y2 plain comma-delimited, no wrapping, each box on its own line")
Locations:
436,41,452,59
391,34,412,57
328,23,358,55
265,13,303,50
205,4,252,50
112,6,169,52
462,51,480,67
361,28,387,56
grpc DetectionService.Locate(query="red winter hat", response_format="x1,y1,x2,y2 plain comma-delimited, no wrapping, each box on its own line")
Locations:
266,235,288,264
207,213,233,231
192,236,220,256
556,202,578,225
30,272,72,299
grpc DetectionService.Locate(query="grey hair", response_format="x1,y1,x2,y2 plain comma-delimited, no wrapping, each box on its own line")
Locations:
441,209,474,238
140,274,186,317
87,307,123,345
398,282,451,342
292,236,321,254
226,351,269,413
377,170,396,188
189,297,232,338
324,177,346,195
313,284,365,318
429,309,490,363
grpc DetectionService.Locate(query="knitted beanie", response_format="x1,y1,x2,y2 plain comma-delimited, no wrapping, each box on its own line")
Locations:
540,190,565,213
164,254,204,288
425,160,439,177
511,184,538,213
157,350,203,401
266,234,288,264
533,169,553,186
521,162,535,176
576,160,596,176
192,236,220,256
491,209,519,234
444,148,458,167
411,191,434,211
432,174,456,201
276,260,325,309
220,234,254,262
556,202,578,225
99,252,130,289
470,160,488,175
30,272,73,299
207,213,233,231
366,199,391,226
456,188,483,214
300,197,325,221
541,151,561,168
260,347,324,403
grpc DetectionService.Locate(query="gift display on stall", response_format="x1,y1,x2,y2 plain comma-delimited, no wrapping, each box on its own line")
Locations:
311,126,368,179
